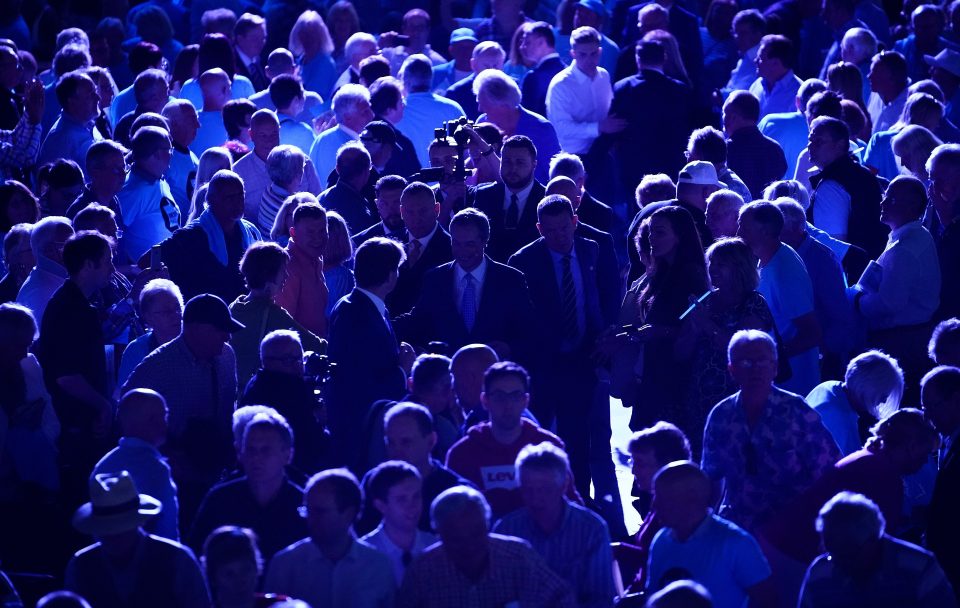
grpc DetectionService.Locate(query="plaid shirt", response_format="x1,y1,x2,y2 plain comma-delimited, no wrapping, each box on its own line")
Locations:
0,114,41,180
397,534,576,608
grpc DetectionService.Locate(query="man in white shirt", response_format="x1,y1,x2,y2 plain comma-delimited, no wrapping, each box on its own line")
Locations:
724,9,765,95
867,51,909,134
265,469,395,607
748,35,802,119
546,26,624,154
852,175,940,390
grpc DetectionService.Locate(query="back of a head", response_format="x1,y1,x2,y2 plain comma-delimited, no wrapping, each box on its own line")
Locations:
725,90,760,124
400,54,433,93
636,39,666,67
37,591,93,608
332,83,370,120
473,69,521,107
130,125,171,162
354,236,404,289
646,580,713,608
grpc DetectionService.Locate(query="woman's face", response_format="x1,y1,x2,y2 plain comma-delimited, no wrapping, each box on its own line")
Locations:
708,257,739,293
212,559,259,604
648,216,679,260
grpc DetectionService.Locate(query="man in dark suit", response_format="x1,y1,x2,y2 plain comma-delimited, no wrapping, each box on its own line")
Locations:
445,41,507,121
370,77,423,178
353,175,408,246
395,208,538,365
327,237,416,470
472,135,546,262
548,152,616,235
613,0,703,89
234,14,269,91
318,143,377,235
388,182,453,315
507,195,607,496
519,22,565,117
923,365,960,601
608,39,693,202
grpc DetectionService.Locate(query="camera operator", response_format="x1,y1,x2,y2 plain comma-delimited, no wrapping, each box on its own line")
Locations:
426,122,501,225
240,329,330,474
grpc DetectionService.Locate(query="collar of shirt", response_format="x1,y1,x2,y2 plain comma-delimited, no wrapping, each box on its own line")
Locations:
357,287,388,318
118,436,162,456
548,244,577,266
504,179,535,211
340,124,360,140
883,87,908,111
237,49,257,68
367,523,435,554
668,511,716,543
36,254,68,278
889,219,922,242
455,256,488,287
572,63,603,82
534,52,560,69
744,43,760,60
763,69,796,94
411,221,439,249
59,111,96,132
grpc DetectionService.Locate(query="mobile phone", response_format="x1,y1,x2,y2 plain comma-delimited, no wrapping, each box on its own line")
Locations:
394,34,411,46
149,244,162,270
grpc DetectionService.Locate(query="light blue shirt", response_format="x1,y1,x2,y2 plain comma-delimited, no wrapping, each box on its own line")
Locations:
166,147,198,213
309,125,356,193
360,524,437,586
119,168,181,262
549,246,586,350
117,331,161,387
299,53,338,101
93,436,180,541
724,44,759,94
749,71,802,120
396,92,466,167
16,255,67,326
758,244,820,395
806,380,861,456
38,113,103,173
190,110,228,156
758,110,808,180
279,112,316,156
863,129,901,180
647,513,771,608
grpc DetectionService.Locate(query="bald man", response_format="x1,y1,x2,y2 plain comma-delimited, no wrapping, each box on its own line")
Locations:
190,68,231,156
92,389,180,541
647,462,776,608
544,177,621,323
451,343,500,431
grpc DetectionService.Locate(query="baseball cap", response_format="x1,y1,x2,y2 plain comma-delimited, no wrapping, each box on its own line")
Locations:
576,0,609,18
360,120,397,146
183,294,245,332
449,28,479,45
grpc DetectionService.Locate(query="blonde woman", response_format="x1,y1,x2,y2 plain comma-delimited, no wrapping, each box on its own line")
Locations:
290,11,338,101
187,146,232,222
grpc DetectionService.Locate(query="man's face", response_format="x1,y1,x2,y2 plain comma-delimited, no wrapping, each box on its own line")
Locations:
142,81,170,114
807,124,843,168
451,221,486,271
237,24,267,58
437,507,490,575
91,246,116,288
261,338,305,377
240,426,291,483
721,104,740,136
141,138,174,180
185,322,231,360
385,415,435,467
868,59,890,94
303,484,355,544
343,99,375,133
928,159,960,206
706,202,738,239
429,144,457,173
142,292,183,340
879,183,914,229
519,32,544,64
755,44,780,81
519,467,565,515
251,120,280,156
914,11,943,44
91,151,128,198
727,339,777,391
922,383,959,436
572,42,602,76
376,186,404,231
292,215,328,258
736,212,764,253
481,374,528,433
537,211,577,254
630,448,661,493
732,23,757,53
402,15,430,48
375,476,423,531
209,180,246,225
171,107,201,148
401,191,440,239
500,146,536,190
70,80,101,122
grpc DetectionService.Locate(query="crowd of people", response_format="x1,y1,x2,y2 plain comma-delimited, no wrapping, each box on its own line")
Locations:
2,0,960,605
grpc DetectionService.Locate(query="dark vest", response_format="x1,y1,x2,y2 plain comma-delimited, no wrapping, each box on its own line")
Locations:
809,154,889,259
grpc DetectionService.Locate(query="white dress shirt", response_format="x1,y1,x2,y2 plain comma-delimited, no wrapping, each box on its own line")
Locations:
545,64,613,154
857,220,941,330
868,88,908,134
503,179,536,221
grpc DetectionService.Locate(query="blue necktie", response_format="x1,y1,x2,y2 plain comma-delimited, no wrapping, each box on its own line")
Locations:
462,273,477,332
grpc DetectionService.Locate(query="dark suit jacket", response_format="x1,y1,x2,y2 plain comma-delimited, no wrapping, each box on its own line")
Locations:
235,51,268,91
577,191,615,235
618,2,703,88
445,74,480,120
318,179,377,235
608,70,693,196
928,439,960,599
326,289,406,465
386,224,453,315
394,256,538,363
380,117,423,178
472,180,546,262
520,55,565,117
576,221,622,325
507,236,605,355
352,221,408,247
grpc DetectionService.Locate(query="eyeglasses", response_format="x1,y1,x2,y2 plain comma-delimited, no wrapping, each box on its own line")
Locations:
265,354,304,365
732,358,776,370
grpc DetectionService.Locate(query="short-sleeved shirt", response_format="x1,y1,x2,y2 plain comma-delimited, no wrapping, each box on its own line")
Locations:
758,243,820,395
806,381,864,456
701,386,842,531
647,514,771,608
119,169,181,262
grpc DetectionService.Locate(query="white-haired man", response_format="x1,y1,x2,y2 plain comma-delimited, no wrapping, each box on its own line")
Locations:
309,84,374,190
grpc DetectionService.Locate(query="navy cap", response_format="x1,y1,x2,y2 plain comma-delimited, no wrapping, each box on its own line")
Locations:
183,294,245,333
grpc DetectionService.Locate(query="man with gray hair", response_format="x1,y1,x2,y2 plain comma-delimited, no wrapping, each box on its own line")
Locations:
705,190,745,239
16,216,73,324
927,143,960,321
494,442,616,608
475,68,560,184
332,32,378,93
396,54,465,167
318,142,376,233
259,144,307,233
397,485,577,607
701,330,840,533
158,169,262,302
309,83,374,189
798,491,957,607
445,41,505,120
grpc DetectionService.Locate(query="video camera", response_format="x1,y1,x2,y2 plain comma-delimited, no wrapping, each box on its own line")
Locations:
412,117,476,183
